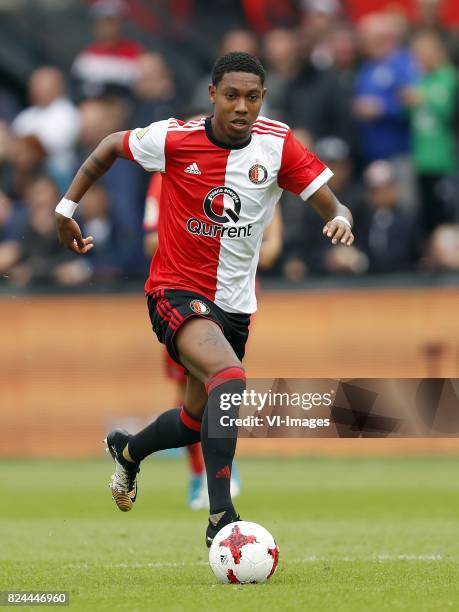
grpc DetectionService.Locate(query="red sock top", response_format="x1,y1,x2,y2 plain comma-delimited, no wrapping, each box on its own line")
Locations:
180,406,201,432
205,366,246,394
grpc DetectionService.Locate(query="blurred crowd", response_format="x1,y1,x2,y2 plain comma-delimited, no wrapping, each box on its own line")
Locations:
1,0,459,289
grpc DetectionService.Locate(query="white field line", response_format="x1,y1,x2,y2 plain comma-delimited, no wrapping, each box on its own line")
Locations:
62,555,444,570
301,554,443,562
62,561,209,569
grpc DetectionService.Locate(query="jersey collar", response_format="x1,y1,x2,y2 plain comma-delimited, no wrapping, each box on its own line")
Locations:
205,117,252,150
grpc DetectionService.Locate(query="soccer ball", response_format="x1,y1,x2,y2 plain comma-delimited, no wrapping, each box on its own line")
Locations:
208,521,279,584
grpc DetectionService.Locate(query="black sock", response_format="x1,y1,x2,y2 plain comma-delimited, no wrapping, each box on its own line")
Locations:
202,367,246,515
128,407,201,463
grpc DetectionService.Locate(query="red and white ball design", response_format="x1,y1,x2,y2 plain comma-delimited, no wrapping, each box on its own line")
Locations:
209,521,279,584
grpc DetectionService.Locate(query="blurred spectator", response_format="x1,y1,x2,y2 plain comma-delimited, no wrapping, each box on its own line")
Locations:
219,28,259,57
72,0,144,100
78,96,145,275
427,223,459,270
357,161,418,273
11,67,80,191
282,128,313,282
323,243,369,275
79,185,120,279
417,0,443,28
300,0,342,71
131,53,180,126
405,30,459,237
385,4,412,43
283,135,363,281
281,23,353,142
78,96,128,149
1,2,458,284
7,135,47,200
240,0,299,35
315,137,362,214
263,28,302,119
0,87,19,123
326,24,361,154
0,121,15,195
325,161,419,275
353,13,418,162
192,0,246,41
191,29,262,112
353,12,420,206
0,190,25,277
55,184,121,284
435,170,459,223
327,24,359,93
9,176,80,287
416,0,459,65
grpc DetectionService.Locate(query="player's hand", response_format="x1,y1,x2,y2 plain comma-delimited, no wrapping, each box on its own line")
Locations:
55,213,94,255
323,219,354,246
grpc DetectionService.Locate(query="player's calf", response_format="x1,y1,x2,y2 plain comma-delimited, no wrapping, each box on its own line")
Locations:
201,366,246,543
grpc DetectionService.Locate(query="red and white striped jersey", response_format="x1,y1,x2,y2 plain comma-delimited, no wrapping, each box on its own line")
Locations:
124,116,332,314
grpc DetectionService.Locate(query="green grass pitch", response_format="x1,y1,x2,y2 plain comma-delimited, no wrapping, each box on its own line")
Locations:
1,456,459,611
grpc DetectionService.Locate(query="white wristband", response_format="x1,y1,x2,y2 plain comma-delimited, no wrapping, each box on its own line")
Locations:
332,215,352,228
55,197,79,219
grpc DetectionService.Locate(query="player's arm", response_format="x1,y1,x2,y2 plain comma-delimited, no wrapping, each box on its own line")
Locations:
55,131,129,255
308,184,354,247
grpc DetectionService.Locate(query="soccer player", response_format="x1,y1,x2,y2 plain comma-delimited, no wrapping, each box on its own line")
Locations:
55,52,354,547
143,170,242,510
143,169,282,509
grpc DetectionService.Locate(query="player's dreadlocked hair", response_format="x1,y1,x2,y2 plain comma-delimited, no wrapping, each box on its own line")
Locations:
211,52,265,86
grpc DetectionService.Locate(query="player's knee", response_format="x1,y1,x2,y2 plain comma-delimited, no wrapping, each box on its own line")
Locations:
208,359,244,378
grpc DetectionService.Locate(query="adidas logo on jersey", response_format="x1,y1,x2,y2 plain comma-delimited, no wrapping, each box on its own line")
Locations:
184,162,201,175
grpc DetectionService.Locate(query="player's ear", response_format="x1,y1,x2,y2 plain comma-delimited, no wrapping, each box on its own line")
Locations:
209,84,216,104
261,87,267,101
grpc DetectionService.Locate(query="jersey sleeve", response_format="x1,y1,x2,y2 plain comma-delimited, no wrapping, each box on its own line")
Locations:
143,172,162,232
278,130,333,200
123,119,169,172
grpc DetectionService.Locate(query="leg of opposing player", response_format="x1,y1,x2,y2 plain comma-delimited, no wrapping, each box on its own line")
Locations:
187,442,207,509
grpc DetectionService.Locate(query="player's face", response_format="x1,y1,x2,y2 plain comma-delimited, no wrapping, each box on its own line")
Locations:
209,72,265,144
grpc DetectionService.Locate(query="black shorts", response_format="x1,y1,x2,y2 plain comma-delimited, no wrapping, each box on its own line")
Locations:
147,289,251,367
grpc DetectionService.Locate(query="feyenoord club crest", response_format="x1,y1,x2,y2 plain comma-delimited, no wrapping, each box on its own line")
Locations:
248,163,268,185
190,299,210,315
